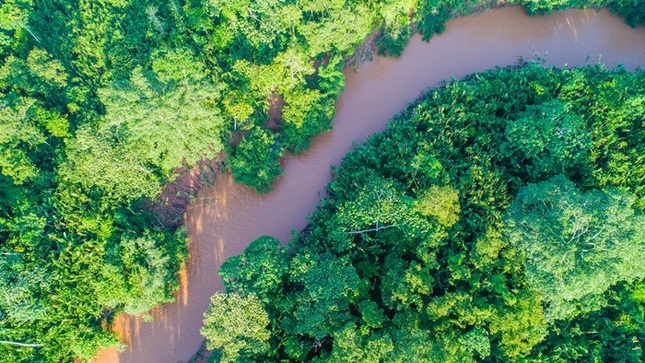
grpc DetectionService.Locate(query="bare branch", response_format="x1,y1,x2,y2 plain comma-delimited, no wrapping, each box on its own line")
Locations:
348,224,395,235
0,340,43,348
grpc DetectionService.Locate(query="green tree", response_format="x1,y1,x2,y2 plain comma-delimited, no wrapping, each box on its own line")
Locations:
219,236,287,303
58,124,162,200
503,99,591,180
201,292,270,363
228,127,283,193
282,252,361,340
281,87,335,153
415,185,460,227
60,49,226,200
0,256,50,324
505,175,645,321
0,96,46,185
93,230,184,319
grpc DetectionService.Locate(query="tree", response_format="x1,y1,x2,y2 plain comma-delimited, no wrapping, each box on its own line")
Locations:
415,185,460,227
60,49,226,200
503,99,591,180
505,175,645,321
58,124,162,200
281,87,335,153
208,66,645,363
219,236,287,303
296,0,374,56
0,256,50,324
201,292,270,363
228,127,283,193
282,252,361,340
0,0,35,52
0,96,46,185
328,324,393,363
93,231,179,319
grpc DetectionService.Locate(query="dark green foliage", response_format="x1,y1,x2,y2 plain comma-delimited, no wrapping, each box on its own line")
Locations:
228,128,283,194
210,65,645,362
503,100,591,179
608,0,645,27
219,236,287,303
512,0,645,27
376,26,412,57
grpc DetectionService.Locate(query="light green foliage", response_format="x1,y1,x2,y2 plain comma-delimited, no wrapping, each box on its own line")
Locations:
458,328,490,359
0,257,50,324
296,0,373,57
0,0,31,31
59,125,162,200
336,177,410,233
506,175,645,320
489,290,548,357
210,0,300,48
272,45,316,91
0,97,45,184
60,50,225,200
201,292,270,363
0,0,32,56
328,324,394,362
415,185,460,227
97,53,225,174
24,49,68,88
94,232,176,318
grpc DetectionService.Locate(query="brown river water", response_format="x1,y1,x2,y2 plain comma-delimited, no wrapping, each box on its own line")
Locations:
93,6,645,363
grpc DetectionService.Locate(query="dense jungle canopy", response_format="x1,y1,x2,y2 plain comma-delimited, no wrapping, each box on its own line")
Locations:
0,0,644,361
205,64,645,363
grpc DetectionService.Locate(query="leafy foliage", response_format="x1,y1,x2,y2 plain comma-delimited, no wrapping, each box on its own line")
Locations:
201,292,270,363
506,175,645,321
228,127,283,193
1,0,644,360
209,64,645,362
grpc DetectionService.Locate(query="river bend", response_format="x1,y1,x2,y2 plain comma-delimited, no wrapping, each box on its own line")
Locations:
93,6,645,363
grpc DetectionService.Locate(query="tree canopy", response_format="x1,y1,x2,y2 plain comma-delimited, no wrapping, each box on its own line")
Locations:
1,0,644,360
205,64,645,362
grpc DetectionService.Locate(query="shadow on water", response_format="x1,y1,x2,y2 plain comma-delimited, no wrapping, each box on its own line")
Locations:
92,6,645,363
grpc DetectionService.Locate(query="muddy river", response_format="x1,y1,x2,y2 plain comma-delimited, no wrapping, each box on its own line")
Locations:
93,6,645,363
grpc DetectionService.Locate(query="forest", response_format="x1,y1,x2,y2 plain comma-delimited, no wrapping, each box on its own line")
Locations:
0,0,644,361
204,64,645,362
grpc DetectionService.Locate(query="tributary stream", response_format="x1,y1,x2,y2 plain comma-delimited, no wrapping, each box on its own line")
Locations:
93,6,645,363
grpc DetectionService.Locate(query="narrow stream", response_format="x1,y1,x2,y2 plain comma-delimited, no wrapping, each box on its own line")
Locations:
93,6,645,363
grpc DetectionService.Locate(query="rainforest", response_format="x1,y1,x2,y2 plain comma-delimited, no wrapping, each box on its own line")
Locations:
205,64,645,362
0,0,644,362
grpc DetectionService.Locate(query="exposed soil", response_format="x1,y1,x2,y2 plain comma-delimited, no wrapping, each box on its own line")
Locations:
265,94,285,132
145,157,224,230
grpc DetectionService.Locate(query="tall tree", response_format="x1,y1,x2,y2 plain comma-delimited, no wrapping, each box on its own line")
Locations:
201,292,270,363
505,175,645,321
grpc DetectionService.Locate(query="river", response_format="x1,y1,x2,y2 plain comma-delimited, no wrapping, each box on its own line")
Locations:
92,6,645,363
